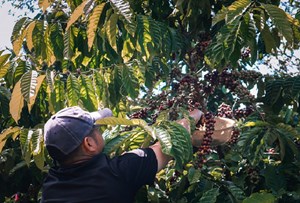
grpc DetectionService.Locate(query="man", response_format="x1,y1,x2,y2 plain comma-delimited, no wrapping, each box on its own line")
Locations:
41,106,201,203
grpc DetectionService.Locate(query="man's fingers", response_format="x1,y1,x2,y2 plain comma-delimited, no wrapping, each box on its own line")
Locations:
189,109,203,123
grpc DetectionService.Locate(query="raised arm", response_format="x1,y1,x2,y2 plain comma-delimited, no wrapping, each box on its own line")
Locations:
150,109,203,172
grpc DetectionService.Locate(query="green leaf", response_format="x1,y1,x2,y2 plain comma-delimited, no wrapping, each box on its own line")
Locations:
154,126,173,155
79,74,98,111
261,25,277,53
188,167,201,184
121,35,135,62
283,76,300,98
49,23,64,61
20,70,38,103
155,121,193,170
242,192,275,203
105,13,119,53
263,165,286,193
265,80,283,105
19,129,32,166
13,25,28,55
238,126,264,157
226,0,252,25
87,3,106,50
261,4,293,45
226,182,246,201
240,13,257,64
136,15,154,59
46,69,54,92
31,128,43,156
32,21,45,59
199,187,219,203
103,131,131,154
67,73,80,106
252,132,266,165
121,64,139,98
28,75,46,112
49,75,65,113
33,144,44,170
11,17,29,43
13,60,29,84
167,27,183,53
93,71,109,106
44,24,56,65
276,123,300,139
207,16,244,67
31,127,44,170
213,0,252,26
64,28,75,60
0,86,11,118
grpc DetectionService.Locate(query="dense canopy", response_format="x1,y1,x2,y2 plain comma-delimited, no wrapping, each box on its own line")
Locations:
0,0,300,202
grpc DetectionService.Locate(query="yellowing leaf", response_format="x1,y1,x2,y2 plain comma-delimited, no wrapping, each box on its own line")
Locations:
38,0,52,13
244,121,256,127
87,3,106,51
13,28,27,55
26,21,36,51
0,62,10,78
0,127,21,152
96,117,134,125
9,80,24,123
0,54,10,67
28,75,46,112
66,0,88,30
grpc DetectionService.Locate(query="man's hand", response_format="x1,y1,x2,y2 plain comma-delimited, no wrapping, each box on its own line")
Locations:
189,109,203,124
176,109,203,133
150,109,203,172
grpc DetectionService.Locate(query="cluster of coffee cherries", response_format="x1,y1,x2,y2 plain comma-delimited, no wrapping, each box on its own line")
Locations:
204,69,257,102
217,102,233,119
189,34,211,69
233,106,255,119
194,112,215,168
232,70,262,82
227,128,240,145
129,108,149,119
219,70,255,102
174,75,204,110
246,167,260,185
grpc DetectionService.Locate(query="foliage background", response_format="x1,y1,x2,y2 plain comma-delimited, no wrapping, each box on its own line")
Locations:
0,0,300,202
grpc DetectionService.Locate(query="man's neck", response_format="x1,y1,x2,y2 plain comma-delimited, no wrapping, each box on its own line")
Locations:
61,154,95,167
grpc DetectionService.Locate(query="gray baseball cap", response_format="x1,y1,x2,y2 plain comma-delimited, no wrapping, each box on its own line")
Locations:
44,106,112,160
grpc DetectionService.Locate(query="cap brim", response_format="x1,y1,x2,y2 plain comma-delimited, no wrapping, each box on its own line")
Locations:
90,108,113,121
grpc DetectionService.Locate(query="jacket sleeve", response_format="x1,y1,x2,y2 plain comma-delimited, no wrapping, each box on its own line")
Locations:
112,148,158,191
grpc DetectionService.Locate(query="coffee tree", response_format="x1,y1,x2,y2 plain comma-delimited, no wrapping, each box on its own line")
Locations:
0,0,300,202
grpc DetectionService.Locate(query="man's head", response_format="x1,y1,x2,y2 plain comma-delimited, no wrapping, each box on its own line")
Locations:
44,106,112,162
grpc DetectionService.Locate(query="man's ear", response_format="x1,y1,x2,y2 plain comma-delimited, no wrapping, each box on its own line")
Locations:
82,136,98,153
